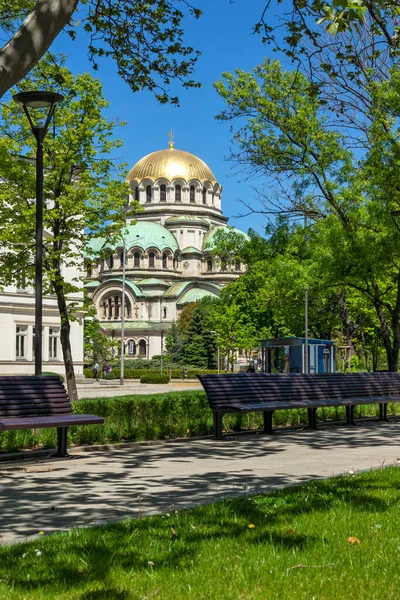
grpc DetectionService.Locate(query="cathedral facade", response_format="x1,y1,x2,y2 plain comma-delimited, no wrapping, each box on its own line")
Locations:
85,138,245,359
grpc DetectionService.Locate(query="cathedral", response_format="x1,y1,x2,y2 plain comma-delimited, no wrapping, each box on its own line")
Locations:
85,135,246,359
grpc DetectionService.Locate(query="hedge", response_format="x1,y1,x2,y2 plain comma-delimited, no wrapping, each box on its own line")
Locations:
0,390,397,454
140,373,170,384
83,367,219,380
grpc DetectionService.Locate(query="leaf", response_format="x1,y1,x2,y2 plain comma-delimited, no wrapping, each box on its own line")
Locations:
348,536,360,545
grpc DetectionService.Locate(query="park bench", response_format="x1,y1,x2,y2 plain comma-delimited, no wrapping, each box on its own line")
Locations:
197,372,400,438
0,375,104,456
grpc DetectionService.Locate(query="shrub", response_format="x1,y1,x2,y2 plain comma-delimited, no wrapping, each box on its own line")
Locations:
83,367,219,380
103,372,117,380
42,371,65,383
140,373,170,384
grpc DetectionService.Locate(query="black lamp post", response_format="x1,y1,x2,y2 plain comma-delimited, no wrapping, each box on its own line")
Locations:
13,91,64,376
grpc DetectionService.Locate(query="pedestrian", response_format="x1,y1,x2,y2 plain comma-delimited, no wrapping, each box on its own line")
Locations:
246,364,256,373
93,362,99,381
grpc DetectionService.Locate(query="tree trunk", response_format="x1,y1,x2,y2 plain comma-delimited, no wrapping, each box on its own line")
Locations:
0,0,78,99
373,298,399,372
53,280,78,401
337,291,358,357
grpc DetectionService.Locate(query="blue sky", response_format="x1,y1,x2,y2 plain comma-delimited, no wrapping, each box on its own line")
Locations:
52,0,280,235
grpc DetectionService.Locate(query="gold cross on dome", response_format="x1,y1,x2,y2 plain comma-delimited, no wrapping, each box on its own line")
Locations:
168,128,174,149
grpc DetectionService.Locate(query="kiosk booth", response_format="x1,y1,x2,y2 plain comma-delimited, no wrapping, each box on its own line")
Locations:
261,337,336,374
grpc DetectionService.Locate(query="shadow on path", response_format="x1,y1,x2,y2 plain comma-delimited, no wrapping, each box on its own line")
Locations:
0,420,398,543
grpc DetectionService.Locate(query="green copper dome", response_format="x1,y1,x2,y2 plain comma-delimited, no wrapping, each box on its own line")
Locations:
86,221,179,256
124,221,179,252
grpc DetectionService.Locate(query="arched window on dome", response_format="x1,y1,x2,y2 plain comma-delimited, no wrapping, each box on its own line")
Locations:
102,301,107,319
134,187,139,201
160,184,166,202
163,307,167,319
134,252,140,267
221,258,227,271
202,187,207,205
146,185,152,203
120,252,124,268
175,184,182,202
190,185,195,203
207,258,213,272
108,298,113,319
235,260,241,272
162,253,168,269
149,252,155,268
114,296,119,319
108,254,114,269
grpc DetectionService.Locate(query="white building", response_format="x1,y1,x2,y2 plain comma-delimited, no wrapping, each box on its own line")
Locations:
85,138,246,358
0,283,84,376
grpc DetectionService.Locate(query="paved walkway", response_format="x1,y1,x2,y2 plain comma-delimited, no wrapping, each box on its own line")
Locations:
77,379,202,399
0,420,399,544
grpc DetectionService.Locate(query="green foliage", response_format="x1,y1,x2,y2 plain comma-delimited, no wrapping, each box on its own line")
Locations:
0,55,140,398
178,299,218,369
0,0,203,105
214,52,400,371
140,373,170,384
83,367,219,380
41,372,65,383
165,322,185,364
0,391,396,452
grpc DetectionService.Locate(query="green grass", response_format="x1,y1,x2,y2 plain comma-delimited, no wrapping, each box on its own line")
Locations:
1,391,400,453
1,467,400,599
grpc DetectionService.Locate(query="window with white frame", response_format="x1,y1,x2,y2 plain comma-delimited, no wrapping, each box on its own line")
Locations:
49,328,59,359
16,325,27,358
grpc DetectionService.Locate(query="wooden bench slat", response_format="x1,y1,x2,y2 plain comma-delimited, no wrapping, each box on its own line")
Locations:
0,414,104,431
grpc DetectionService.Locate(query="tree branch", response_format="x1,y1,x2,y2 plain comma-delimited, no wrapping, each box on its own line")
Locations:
0,0,78,99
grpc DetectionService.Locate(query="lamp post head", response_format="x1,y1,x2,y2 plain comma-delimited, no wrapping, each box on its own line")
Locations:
13,91,64,109
13,90,64,139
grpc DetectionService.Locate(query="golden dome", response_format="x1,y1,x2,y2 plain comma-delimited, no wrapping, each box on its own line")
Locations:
126,146,217,185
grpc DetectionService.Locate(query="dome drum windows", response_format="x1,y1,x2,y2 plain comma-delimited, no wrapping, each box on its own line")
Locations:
134,252,141,267
146,185,152,203
207,258,213,272
190,185,196,203
175,184,182,202
148,252,155,268
160,184,167,202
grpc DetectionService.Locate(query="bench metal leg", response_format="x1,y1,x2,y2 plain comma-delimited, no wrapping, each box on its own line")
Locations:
346,405,355,425
379,403,388,421
308,408,317,430
55,427,69,457
263,411,274,434
213,412,223,439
